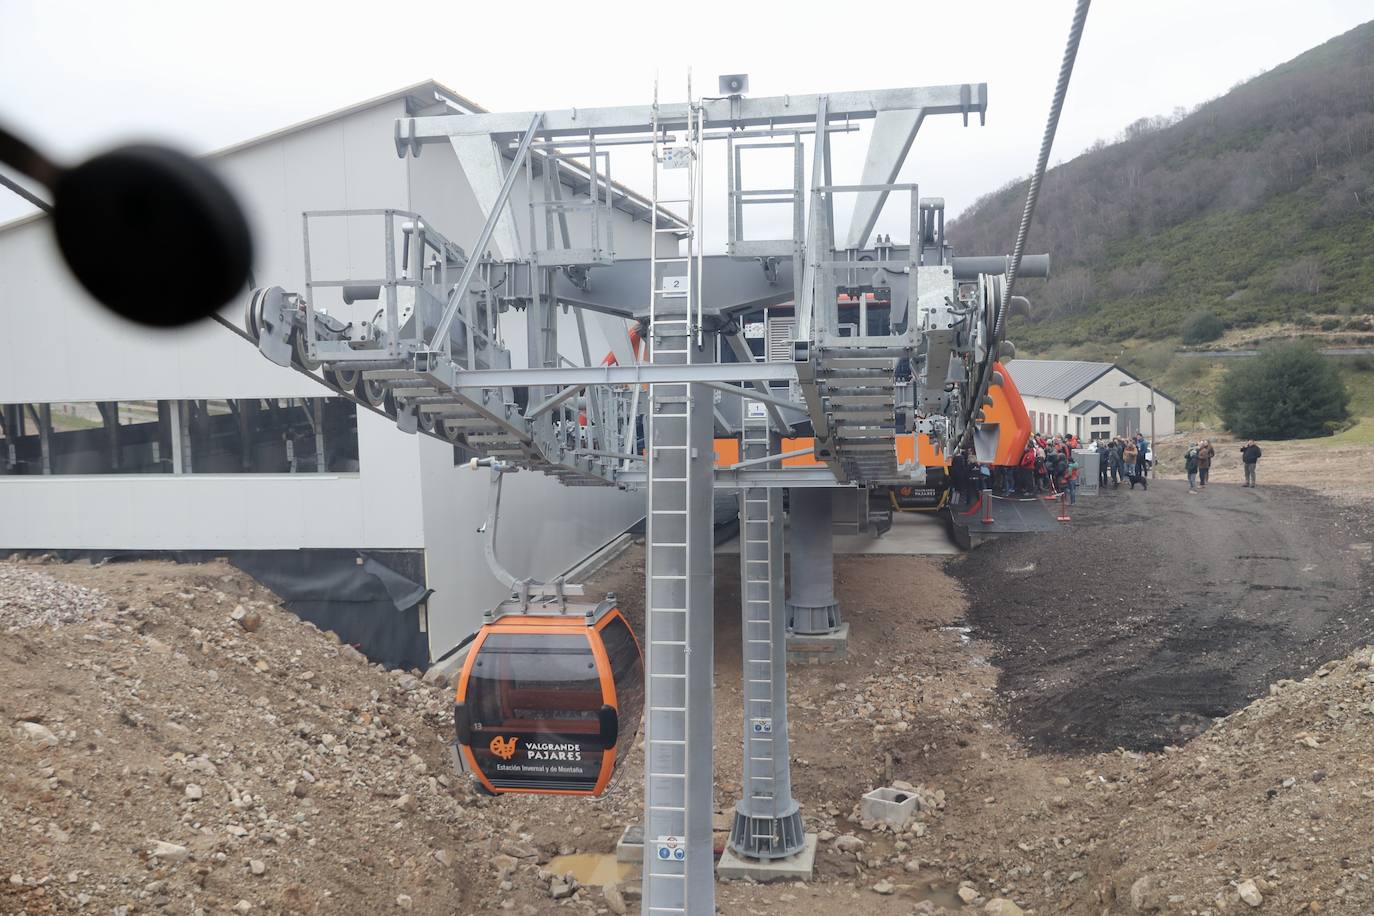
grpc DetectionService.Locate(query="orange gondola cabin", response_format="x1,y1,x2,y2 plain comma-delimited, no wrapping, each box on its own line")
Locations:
454,598,643,796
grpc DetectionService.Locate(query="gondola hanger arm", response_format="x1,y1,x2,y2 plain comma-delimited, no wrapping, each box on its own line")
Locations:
468,457,585,612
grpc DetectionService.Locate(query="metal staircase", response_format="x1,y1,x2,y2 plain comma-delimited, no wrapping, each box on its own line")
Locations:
244,213,623,488
814,348,903,483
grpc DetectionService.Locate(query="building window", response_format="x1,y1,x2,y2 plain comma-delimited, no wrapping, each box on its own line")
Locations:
0,398,359,476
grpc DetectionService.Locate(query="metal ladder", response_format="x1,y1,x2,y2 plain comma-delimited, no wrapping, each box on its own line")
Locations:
739,409,775,819
642,80,712,916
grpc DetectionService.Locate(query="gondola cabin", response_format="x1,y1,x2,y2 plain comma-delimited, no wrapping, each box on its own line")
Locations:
454,599,643,796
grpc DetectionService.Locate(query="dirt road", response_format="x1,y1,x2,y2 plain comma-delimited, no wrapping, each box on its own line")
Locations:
953,478,1374,753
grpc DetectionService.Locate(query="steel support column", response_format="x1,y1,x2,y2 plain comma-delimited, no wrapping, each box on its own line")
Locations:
729,410,803,859
786,488,842,634
642,331,716,915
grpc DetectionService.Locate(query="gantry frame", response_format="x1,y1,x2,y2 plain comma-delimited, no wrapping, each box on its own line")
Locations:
244,76,1049,915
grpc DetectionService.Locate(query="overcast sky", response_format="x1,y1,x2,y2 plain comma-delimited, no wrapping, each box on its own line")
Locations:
2,0,1371,247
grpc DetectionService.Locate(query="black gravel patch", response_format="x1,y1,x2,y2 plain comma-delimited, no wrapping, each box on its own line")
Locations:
947,481,1374,753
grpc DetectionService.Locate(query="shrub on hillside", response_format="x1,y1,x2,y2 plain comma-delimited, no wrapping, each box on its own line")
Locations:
1180,311,1225,344
1218,342,1350,439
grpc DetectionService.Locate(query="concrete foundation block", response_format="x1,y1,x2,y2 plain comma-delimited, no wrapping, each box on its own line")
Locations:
785,622,850,664
860,786,919,830
615,824,643,864
716,833,817,882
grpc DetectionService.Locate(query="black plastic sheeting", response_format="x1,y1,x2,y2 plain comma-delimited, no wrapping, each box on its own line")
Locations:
3,546,434,672
230,550,432,671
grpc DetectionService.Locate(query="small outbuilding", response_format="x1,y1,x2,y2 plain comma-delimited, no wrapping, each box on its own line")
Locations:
1005,359,1177,442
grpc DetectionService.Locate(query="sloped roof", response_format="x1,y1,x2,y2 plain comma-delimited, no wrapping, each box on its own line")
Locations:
1005,360,1116,400
1069,398,1117,415
1,79,685,234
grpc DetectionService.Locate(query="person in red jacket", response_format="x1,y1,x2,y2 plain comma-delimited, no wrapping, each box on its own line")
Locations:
1017,442,1037,495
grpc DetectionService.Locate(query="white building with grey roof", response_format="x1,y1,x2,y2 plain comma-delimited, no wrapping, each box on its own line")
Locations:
0,81,664,670
1006,359,1178,443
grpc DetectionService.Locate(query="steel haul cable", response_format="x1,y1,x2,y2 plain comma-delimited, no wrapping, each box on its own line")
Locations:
961,0,1092,449
997,0,1093,339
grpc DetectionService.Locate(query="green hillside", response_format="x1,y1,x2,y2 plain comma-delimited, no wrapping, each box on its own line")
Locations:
950,20,1374,428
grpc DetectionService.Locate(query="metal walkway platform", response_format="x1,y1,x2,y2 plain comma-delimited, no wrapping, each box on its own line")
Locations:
948,493,1063,549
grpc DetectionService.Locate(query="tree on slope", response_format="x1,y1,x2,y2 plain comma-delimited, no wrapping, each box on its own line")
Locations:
1218,342,1349,439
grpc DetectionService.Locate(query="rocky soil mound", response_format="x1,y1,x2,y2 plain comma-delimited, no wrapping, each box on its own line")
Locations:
4,537,1372,915
0,558,623,915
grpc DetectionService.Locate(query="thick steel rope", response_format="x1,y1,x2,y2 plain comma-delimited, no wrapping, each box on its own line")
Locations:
995,0,1092,340
960,0,1091,449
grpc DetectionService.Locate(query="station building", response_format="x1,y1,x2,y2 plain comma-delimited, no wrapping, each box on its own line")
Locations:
1006,359,1178,442
0,81,661,668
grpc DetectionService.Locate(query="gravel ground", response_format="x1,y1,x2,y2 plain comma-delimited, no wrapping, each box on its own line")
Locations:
0,561,111,631
952,479,1374,753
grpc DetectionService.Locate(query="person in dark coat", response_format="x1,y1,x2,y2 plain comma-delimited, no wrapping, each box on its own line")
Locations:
1240,440,1262,487
950,450,971,505
1184,443,1200,493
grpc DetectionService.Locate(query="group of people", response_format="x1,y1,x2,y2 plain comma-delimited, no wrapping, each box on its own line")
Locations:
950,430,1161,509
1095,433,1152,490
1182,439,1216,492
1184,438,1263,490
950,432,1090,507
950,430,1264,508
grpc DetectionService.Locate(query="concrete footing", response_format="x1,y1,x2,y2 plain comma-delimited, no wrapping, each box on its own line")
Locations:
861,786,919,830
786,622,850,664
716,833,817,882
615,824,643,864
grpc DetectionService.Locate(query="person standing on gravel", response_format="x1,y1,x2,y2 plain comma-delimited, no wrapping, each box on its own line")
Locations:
1123,438,1147,490
1184,443,1200,493
1196,439,1216,488
1018,440,1037,495
1240,440,1262,487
